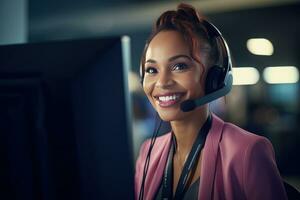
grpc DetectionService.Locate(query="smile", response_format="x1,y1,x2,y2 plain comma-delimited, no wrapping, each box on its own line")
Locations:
154,93,184,108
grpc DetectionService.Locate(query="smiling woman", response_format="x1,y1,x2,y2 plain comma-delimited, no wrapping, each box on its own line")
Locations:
135,3,288,200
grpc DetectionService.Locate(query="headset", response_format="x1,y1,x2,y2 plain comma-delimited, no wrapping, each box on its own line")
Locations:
138,19,233,200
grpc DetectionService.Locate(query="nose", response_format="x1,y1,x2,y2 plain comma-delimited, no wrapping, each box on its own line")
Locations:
156,70,174,89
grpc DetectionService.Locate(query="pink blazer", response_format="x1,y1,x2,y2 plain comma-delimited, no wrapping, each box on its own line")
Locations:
135,114,287,200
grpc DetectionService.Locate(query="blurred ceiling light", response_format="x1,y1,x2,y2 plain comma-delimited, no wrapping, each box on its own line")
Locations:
246,38,274,56
263,66,299,84
232,67,260,85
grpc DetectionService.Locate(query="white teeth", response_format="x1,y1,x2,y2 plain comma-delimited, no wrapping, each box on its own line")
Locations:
158,94,180,102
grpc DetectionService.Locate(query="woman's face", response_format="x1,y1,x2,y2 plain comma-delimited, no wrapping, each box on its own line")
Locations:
143,30,207,121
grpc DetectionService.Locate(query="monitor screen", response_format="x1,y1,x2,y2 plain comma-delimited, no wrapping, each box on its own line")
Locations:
0,37,134,200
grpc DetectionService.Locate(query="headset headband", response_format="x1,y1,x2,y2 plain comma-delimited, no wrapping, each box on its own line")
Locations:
200,19,232,77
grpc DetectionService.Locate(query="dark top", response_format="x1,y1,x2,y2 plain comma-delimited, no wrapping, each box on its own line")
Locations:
155,178,200,200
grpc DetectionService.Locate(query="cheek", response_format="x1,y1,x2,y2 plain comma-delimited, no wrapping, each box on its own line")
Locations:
194,63,206,93
184,70,204,97
143,84,150,98
187,81,202,96
143,81,155,103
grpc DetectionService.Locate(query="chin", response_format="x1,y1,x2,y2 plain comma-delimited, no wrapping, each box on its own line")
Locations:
156,109,184,122
156,105,208,122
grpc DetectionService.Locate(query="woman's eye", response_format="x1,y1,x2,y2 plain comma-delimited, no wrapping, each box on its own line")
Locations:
145,67,157,74
172,63,188,71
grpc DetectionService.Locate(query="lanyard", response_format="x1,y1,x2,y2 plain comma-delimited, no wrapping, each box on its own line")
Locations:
161,115,212,200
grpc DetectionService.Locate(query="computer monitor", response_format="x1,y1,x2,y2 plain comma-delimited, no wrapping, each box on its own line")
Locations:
0,37,134,200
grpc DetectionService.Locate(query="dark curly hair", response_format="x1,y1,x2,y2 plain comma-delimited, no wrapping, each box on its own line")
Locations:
140,3,219,83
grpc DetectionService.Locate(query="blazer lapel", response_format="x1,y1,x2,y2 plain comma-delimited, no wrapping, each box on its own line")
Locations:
199,113,224,200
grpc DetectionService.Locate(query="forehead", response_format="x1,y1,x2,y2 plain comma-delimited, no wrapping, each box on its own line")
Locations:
146,31,191,60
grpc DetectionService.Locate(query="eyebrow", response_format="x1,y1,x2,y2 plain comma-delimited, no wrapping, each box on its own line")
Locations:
145,54,192,64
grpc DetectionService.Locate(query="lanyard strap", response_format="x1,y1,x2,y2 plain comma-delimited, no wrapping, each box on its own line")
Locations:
161,115,212,200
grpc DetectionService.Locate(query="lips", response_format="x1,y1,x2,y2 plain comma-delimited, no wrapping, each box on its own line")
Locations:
154,92,185,108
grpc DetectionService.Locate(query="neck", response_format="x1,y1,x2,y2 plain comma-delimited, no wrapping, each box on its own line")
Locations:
170,106,209,157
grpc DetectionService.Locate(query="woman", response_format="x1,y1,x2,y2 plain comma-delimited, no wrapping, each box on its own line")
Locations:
135,3,287,200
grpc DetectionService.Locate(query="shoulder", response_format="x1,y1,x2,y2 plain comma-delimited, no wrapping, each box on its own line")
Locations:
216,119,287,199
224,125,288,199
134,132,172,196
217,119,276,175
135,132,172,171
137,132,172,161
222,123,276,172
221,121,273,155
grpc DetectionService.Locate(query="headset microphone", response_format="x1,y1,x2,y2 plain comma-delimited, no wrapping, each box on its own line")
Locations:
180,72,232,112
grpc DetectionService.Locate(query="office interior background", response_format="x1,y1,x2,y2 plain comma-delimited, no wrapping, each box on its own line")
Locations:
1,0,300,192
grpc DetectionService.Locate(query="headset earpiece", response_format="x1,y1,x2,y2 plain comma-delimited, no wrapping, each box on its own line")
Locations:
205,65,225,94
200,19,232,98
